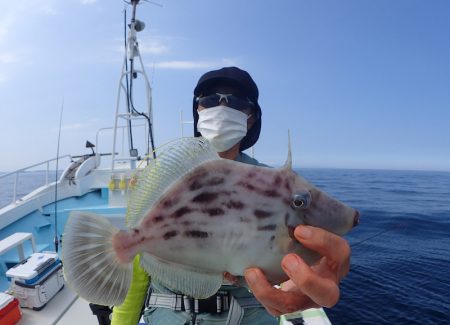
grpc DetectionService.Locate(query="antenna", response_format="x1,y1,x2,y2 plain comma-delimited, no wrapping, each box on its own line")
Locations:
126,0,157,159
54,99,64,252
123,0,163,7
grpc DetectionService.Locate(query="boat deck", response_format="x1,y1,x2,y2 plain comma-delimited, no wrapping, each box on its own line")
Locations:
15,285,98,325
11,283,330,325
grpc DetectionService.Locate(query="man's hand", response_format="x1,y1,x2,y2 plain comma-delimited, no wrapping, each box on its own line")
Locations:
244,225,351,316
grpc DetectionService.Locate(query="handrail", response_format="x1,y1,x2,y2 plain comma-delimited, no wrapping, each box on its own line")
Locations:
0,155,72,206
0,155,72,180
96,124,147,152
96,124,147,170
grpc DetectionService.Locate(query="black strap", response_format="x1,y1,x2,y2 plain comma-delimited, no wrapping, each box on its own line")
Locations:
146,289,230,315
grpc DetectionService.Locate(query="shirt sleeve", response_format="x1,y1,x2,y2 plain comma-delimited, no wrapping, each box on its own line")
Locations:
111,255,150,325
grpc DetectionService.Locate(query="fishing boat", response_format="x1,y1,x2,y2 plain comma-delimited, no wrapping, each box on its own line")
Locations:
0,1,331,324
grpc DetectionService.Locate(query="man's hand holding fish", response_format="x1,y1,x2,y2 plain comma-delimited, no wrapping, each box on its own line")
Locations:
245,225,351,316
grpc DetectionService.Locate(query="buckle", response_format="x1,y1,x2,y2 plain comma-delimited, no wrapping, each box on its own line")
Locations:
192,291,229,314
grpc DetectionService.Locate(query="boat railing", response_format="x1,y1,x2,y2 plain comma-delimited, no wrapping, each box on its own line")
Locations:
95,123,148,169
0,155,72,208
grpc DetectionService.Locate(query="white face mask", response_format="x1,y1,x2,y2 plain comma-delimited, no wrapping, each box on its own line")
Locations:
197,105,248,152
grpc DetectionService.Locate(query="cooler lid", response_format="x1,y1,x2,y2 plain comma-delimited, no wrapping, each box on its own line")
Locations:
5,252,60,280
0,292,14,309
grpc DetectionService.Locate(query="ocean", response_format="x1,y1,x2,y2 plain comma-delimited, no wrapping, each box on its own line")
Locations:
1,168,449,324
298,168,450,325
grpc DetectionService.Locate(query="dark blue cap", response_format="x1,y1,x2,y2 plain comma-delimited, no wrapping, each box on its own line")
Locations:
192,66,262,151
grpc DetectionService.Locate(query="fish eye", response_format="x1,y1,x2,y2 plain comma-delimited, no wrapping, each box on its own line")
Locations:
292,192,311,209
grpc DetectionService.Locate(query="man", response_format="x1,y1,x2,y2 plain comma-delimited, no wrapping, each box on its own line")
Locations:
111,67,351,325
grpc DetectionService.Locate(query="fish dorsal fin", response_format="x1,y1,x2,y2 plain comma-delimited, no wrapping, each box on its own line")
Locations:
126,137,220,228
284,129,292,170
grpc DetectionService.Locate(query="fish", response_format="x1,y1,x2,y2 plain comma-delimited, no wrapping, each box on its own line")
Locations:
61,136,359,306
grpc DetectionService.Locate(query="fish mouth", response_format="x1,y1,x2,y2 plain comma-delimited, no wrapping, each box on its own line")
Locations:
353,210,360,227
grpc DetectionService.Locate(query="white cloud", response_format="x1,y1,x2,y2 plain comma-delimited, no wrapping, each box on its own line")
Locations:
0,1,59,31
139,41,168,55
112,37,169,57
49,122,92,133
153,59,237,70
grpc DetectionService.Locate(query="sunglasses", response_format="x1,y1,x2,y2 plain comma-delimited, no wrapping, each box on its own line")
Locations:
196,93,254,111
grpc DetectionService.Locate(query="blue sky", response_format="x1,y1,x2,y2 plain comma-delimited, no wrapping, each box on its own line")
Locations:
0,0,449,172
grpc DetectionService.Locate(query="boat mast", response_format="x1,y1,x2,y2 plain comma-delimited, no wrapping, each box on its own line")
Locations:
111,0,155,172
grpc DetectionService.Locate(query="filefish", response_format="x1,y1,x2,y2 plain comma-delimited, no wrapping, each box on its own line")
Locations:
61,137,359,306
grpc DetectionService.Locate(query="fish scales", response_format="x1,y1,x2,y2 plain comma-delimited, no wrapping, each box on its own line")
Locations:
62,137,359,305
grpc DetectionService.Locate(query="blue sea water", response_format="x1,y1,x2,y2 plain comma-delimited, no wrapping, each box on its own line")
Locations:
1,168,449,324
0,171,61,209
297,168,450,325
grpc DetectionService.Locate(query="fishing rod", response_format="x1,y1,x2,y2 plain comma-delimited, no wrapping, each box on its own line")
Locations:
54,100,64,252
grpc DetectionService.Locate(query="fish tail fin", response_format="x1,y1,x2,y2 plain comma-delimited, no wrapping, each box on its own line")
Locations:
62,211,133,306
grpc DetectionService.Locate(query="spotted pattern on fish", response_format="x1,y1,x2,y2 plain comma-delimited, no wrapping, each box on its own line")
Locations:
163,230,178,240
262,189,281,198
192,192,219,203
258,224,277,231
236,181,255,191
189,181,203,191
254,210,273,219
171,206,194,219
186,167,210,191
205,177,225,186
163,198,175,209
203,207,225,217
185,230,209,238
284,179,292,193
273,175,282,187
236,181,280,198
154,215,164,223
225,200,245,210
219,190,233,197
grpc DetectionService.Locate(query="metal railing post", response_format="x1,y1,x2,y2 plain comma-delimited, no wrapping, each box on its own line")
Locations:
46,161,50,185
12,173,18,203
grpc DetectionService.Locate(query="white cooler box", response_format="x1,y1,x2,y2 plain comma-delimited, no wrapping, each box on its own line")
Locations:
6,252,64,310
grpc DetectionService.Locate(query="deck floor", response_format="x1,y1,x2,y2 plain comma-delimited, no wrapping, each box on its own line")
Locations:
56,296,99,325
15,285,99,325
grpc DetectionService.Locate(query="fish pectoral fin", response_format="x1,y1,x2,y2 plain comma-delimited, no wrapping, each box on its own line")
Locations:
140,253,223,299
